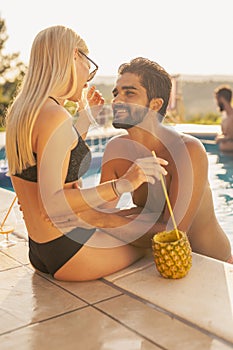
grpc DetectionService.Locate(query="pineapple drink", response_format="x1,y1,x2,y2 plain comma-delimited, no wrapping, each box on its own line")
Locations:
152,230,192,279
151,151,192,278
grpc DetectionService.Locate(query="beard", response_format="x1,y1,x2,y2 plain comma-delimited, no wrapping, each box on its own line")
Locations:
112,103,149,129
218,102,225,112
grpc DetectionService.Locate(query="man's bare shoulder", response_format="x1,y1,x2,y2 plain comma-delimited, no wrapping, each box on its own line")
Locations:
104,134,132,152
106,134,130,145
103,134,136,161
164,126,206,155
181,133,207,157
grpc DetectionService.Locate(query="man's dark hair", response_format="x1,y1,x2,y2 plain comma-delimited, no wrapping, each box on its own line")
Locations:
118,57,172,118
215,85,232,103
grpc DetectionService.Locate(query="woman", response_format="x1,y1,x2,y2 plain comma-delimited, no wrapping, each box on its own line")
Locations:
5,26,167,281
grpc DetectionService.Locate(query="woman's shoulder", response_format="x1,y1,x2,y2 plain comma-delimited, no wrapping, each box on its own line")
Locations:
38,104,72,131
33,104,74,152
34,104,74,140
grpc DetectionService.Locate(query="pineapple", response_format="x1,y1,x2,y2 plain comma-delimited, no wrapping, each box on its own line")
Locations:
152,230,192,279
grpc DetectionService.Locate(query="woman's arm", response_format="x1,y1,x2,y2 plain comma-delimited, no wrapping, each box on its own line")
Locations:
76,206,166,248
74,86,104,139
36,108,168,223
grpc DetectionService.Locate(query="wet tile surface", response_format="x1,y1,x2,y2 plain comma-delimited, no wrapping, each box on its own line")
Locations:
104,252,154,282
0,251,21,270
96,294,232,350
104,254,233,345
0,307,161,350
0,266,86,334
52,278,122,304
0,241,30,265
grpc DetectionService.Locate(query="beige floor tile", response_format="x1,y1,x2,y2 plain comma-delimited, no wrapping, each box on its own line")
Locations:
0,307,161,350
104,253,154,282
0,188,15,206
0,251,21,270
0,266,86,334
51,279,122,304
210,340,233,350
0,240,30,265
96,294,232,350
105,254,233,345
13,222,28,240
0,188,28,241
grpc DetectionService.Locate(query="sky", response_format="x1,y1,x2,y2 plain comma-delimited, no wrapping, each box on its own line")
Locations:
1,0,233,78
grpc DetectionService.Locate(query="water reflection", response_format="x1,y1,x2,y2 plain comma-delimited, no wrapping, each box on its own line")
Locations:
204,142,233,247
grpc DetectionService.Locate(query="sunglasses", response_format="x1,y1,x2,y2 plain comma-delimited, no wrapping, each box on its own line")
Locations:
79,50,98,82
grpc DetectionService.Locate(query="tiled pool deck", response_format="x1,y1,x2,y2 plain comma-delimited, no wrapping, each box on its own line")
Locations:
0,187,233,350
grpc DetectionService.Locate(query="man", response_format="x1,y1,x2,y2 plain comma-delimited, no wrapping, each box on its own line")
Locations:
100,57,232,263
215,85,233,152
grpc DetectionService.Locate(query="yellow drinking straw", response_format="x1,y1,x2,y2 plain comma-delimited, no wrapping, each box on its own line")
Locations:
152,151,179,239
0,195,17,229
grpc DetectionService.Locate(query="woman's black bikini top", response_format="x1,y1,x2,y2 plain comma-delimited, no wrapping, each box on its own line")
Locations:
15,128,91,183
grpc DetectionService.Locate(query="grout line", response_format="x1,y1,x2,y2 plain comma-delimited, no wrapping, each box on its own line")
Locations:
32,271,124,307
93,301,168,350
0,265,22,272
31,271,92,305
12,231,28,241
91,293,124,307
101,279,233,348
1,300,167,350
0,305,89,337
105,262,154,282
0,251,29,267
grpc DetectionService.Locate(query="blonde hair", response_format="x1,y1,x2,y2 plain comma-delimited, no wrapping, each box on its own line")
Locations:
6,25,88,174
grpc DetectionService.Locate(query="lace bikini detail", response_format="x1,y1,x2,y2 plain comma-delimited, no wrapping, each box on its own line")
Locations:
15,128,91,183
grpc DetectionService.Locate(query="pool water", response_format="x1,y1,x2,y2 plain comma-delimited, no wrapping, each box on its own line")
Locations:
203,142,233,248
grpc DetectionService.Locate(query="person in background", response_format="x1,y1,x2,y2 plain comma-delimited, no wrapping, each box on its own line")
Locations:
100,57,233,264
5,26,168,281
215,85,233,152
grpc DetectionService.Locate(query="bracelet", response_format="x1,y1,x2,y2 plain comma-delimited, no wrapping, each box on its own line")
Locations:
111,180,121,197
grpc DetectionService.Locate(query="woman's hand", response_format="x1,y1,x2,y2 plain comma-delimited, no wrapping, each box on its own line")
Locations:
75,86,105,137
87,86,104,113
115,156,168,194
78,86,104,125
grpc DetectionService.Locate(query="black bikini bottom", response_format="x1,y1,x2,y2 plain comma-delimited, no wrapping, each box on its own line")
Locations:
29,227,96,276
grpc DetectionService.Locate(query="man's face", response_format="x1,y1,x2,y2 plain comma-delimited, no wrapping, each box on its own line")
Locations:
111,73,149,129
216,95,225,112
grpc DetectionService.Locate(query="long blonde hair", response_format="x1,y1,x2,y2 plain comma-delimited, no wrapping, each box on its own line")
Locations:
6,25,88,174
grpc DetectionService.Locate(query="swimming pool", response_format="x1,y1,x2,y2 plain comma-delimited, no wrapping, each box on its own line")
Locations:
203,141,233,248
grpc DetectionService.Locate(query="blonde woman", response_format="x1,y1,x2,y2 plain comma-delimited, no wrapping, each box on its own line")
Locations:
6,25,168,281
